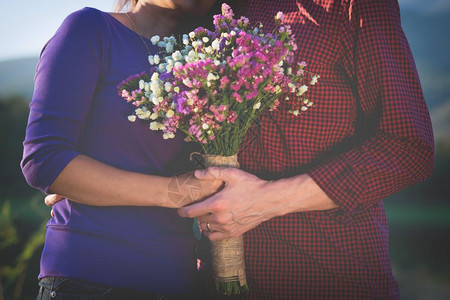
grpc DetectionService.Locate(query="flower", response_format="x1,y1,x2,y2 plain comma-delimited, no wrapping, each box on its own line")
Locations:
150,35,160,45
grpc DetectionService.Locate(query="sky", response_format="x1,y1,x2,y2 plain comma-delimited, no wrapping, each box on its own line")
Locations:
1,0,450,62
0,0,112,61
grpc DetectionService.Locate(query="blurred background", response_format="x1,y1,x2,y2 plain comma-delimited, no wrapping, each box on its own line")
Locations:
0,0,449,299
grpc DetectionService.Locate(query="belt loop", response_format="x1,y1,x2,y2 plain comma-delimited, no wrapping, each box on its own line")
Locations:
38,285,44,300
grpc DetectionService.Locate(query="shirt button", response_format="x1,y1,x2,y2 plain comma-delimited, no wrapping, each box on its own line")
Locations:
50,291,57,298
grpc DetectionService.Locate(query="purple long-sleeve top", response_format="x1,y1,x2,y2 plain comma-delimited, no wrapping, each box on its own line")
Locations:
21,7,199,294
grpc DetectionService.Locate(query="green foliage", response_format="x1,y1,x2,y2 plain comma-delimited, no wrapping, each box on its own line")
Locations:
0,201,19,250
0,95,36,197
0,196,48,300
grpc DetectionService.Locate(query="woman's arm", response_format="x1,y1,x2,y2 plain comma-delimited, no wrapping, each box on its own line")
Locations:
49,154,222,208
22,9,222,209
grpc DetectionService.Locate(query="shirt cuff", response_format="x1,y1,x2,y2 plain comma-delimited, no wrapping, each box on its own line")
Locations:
307,155,367,213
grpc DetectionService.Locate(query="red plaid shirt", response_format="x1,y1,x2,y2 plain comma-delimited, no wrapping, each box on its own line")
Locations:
227,0,434,299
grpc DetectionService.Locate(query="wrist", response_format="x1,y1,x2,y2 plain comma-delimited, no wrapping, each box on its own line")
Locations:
264,174,338,216
259,177,300,217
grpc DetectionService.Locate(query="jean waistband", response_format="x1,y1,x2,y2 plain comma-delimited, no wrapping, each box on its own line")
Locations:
39,277,192,300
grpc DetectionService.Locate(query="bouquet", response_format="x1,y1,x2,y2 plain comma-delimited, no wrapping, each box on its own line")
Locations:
117,3,319,295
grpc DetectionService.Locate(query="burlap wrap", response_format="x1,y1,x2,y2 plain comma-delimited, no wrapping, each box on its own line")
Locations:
200,153,247,287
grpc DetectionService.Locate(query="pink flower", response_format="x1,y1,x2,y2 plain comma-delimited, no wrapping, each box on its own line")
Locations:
227,111,237,123
245,89,258,100
232,92,243,103
221,3,234,20
220,76,230,88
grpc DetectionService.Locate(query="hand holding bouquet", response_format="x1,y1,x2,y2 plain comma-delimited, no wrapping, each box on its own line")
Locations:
117,3,319,295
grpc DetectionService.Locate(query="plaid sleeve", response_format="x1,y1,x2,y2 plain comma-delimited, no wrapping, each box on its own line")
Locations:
308,0,434,212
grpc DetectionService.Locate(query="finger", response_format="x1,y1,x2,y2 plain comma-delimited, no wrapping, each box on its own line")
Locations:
196,214,215,224
199,222,214,233
50,209,55,218
177,194,221,218
44,194,64,207
204,230,241,241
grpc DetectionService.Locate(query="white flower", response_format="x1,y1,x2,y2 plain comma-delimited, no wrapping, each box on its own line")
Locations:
136,108,151,119
151,96,162,105
172,50,182,61
211,39,220,50
157,41,166,48
144,83,150,93
301,106,308,111
150,113,158,120
202,37,209,43
163,132,175,139
150,121,163,130
166,109,175,118
253,102,261,110
297,85,308,96
310,75,320,85
204,46,213,54
150,81,162,96
174,61,183,69
128,115,137,122
166,43,174,53
164,82,172,93
153,55,160,65
158,63,166,72
230,30,236,36
207,72,217,82
139,80,145,90
166,58,174,66
173,86,180,93
169,36,176,44
183,78,193,87
202,123,209,130
148,55,154,65
214,60,221,66
192,40,202,49
150,35,160,45
151,72,159,81
189,31,196,39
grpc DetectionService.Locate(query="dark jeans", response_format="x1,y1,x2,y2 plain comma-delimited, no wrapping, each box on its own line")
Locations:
37,277,194,300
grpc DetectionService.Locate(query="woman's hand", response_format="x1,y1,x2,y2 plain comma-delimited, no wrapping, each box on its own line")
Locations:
177,167,338,241
45,194,65,207
44,194,65,217
166,171,224,208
